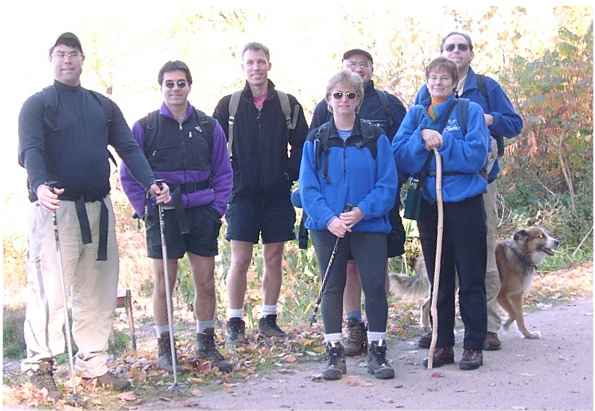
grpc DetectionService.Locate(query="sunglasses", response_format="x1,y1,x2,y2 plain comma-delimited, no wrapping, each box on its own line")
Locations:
444,43,469,52
164,79,188,89
332,91,357,100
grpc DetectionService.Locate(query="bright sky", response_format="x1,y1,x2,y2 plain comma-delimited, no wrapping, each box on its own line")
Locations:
0,0,576,237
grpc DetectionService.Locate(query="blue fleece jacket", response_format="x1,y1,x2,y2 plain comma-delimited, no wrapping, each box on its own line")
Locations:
393,95,489,203
299,119,397,233
415,68,522,181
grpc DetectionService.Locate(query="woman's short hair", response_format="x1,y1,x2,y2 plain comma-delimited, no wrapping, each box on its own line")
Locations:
325,70,364,112
425,57,459,85
440,31,474,53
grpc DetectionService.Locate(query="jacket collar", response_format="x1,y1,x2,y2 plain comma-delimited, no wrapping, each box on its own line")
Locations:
159,102,194,122
242,79,277,100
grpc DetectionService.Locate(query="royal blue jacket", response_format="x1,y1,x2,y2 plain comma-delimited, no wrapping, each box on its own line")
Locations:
393,95,489,203
415,68,522,181
299,118,397,233
120,103,232,217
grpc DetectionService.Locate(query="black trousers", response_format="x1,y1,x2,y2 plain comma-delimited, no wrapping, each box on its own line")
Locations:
418,195,487,350
311,230,388,335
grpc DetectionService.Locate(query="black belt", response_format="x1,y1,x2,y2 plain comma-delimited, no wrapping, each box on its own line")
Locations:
60,193,108,261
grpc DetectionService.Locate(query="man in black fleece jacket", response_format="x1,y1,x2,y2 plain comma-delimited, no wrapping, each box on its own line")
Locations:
18,32,169,398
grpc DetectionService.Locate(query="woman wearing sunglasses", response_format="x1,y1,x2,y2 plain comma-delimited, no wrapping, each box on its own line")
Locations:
299,70,397,380
393,57,489,370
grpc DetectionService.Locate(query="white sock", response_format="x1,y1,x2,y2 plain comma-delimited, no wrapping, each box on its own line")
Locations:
367,332,387,344
196,320,215,333
154,324,170,338
324,333,342,344
228,308,243,319
260,304,277,318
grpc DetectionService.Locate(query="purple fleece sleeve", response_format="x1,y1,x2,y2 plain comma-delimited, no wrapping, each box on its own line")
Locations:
119,121,149,217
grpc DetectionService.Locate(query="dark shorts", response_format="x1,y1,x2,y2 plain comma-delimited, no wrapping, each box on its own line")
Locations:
225,193,296,244
146,206,221,259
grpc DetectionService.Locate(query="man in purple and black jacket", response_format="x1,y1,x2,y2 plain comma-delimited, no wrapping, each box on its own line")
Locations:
120,61,233,373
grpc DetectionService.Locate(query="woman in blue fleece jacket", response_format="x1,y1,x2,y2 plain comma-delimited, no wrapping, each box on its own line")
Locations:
299,70,397,381
393,57,489,371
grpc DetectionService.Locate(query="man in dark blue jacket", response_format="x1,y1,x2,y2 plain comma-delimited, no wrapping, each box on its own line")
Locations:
310,49,407,356
121,61,233,373
415,32,523,351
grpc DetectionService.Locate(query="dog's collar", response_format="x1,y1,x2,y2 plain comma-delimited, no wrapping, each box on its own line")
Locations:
507,244,537,269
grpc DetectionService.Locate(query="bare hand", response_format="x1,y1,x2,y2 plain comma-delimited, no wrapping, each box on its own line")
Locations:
421,129,443,150
484,113,494,127
149,183,171,204
339,207,364,228
36,184,64,211
327,217,350,238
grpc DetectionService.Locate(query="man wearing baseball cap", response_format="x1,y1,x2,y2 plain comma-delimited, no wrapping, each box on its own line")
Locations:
310,48,407,357
18,32,170,398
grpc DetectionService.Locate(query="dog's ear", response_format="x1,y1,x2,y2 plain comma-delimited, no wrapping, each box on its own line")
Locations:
513,229,529,242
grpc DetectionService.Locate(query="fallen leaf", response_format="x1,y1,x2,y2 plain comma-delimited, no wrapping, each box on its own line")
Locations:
431,372,444,378
119,391,137,402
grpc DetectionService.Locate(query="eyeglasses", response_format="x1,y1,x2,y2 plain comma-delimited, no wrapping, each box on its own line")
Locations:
53,51,81,59
164,79,188,89
444,43,469,52
332,91,357,100
345,61,371,69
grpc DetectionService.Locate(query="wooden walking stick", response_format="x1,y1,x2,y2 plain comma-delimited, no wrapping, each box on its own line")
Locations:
427,148,443,369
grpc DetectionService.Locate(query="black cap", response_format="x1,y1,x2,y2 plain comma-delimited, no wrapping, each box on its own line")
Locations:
342,48,373,64
51,32,83,55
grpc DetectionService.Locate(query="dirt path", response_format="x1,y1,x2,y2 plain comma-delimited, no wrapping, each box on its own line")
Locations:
139,298,593,410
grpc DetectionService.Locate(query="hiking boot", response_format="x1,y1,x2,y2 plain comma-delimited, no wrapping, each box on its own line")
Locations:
226,318,246,346
157,332,177,372
459,349,483,370
483,332,502,351
367,340,395,379
258,314,287,338
25,358,62,401
343,319,367,356
418,331,432,349
423,346,455,368
93,371,131,391
197,328,233,373
322,342,347,380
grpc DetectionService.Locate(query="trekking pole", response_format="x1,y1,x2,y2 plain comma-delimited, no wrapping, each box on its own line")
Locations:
427,149,443,369
154,180,180,389
47,182,78,400
309,205,353,326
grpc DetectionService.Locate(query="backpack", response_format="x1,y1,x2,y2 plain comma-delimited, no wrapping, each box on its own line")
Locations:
475,74,505,156
227,89,300,155
139,108,214,161
42,85,118,168
312,120,381,182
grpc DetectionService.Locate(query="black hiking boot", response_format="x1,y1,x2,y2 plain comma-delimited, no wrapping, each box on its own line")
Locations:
226,318,246,347
459,349,483,370
197,328,233,373
367,340,395,379
25,358,62,400
418,331,432,349
423,346,455,368
258,314,287,338
157,332,177,372
343,319,367,356
322,342,347,380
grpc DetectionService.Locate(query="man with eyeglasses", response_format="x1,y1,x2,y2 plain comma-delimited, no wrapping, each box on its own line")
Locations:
18,32,170,398
414,31,523,351
213,42,308,345
121,60,233,373
309,48,407,357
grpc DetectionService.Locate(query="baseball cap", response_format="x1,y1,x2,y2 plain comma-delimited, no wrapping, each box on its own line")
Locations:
50,32,84,55
342,48,373,64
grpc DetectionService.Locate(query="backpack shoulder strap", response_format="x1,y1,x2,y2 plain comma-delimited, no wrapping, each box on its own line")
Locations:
193,108,215,156
41,85,59,130
276,89,300,131
359,120,382,160
456,98,470,136
227,91,242,155
89,90,113,126
476,74,490,111
140,110,160,158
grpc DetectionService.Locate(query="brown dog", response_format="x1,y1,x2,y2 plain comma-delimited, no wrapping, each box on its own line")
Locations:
496,226,560,339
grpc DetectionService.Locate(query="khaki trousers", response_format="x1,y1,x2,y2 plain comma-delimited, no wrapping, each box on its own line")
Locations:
484,178,503,333
21,197,118,378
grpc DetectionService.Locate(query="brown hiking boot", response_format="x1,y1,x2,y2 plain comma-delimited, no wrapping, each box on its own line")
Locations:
483,332,502,351
343,319,367,356
197,328,233,373
459,349,483,370
157,332,177,372
418,331,432,349
25,358,62,401
93,371,131,391
423,346,455,368
258,314,287,337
